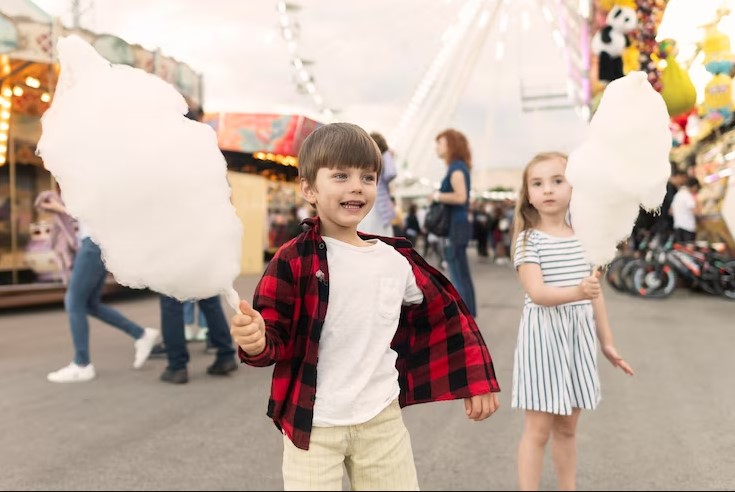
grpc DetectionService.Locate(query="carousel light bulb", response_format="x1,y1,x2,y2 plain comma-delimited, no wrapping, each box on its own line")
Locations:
0,134,7,141
41,93,51,103
1,87,11,97
25,77,41,89
0,122,8,131
12,86,23,97
1,110,10,120
0,155,6,165
0,144,7,153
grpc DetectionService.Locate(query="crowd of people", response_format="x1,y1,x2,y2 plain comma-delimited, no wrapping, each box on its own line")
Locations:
41,122,647,491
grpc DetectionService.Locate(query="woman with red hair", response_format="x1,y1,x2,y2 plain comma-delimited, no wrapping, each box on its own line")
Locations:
432,129,477,316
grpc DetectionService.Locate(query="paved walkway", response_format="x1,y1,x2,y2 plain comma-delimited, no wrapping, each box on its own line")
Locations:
2,253,734,490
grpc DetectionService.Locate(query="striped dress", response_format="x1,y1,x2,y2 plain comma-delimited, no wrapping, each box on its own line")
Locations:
512,229,601,415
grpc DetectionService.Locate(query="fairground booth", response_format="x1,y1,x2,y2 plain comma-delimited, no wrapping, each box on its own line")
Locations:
203,112,322,266
590,0,735,252
0,1,203,306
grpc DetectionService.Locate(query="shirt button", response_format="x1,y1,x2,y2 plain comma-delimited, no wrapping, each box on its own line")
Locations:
318,242,325,249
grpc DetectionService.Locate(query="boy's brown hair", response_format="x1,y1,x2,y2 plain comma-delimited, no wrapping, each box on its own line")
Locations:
298,123,383,185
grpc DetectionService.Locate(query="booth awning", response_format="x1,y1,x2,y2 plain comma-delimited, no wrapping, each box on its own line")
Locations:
203,113,323,157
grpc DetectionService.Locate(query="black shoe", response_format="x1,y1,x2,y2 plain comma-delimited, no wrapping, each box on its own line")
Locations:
206,357,238,376
160,367,188,384
149,342,167,358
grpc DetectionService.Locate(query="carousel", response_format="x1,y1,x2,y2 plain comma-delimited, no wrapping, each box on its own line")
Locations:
0,1,203,307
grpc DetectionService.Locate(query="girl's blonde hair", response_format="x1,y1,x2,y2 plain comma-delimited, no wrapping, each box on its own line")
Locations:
511,151,568,261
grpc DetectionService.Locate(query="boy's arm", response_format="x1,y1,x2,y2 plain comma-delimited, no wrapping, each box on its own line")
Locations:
591,291,634,375
235,253,296,367
518,264,597,306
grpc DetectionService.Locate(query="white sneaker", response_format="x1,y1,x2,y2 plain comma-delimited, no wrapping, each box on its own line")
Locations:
194,327,208,342
47,362,96,383
133,327,161,369
184,324,198,342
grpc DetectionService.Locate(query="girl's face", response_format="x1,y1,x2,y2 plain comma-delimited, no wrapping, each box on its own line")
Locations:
435,137,449,161
526,158,571,217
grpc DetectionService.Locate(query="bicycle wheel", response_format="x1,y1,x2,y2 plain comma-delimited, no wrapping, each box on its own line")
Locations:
717,260,735,300
606,256,631,293
621,258,643,294
632,263,677,298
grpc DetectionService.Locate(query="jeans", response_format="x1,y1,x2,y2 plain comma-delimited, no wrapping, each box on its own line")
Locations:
65,238,144,366
444,221,477,317
183,301,208,328
160,295,235,371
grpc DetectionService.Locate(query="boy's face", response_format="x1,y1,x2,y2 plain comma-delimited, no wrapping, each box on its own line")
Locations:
301,166,377,234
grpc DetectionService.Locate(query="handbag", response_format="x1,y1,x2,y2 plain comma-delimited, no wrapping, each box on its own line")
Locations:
424,201,451,237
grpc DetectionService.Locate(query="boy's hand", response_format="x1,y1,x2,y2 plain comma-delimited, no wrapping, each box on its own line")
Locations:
464,392,499,421
230,300,266,357
579,270,601,300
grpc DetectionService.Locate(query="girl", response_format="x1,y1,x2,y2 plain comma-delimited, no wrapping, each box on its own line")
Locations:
511,152,634,491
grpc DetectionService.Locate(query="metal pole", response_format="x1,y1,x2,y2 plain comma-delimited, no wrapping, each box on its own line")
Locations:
8,112,17,284
71,0,81,29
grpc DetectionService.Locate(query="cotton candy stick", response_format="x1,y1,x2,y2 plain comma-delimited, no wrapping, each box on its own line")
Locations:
36,35,245,311
566,71,672,268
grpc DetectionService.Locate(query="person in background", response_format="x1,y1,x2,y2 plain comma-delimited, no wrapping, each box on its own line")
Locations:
472,200,491,259
286,205,304,240
159,294,238,384
41,195,160,383
358,132,397,236
671,176,702,244
184,301,208,342
391,196,405,237
404,203,421,247
432,128,477,316
654,168,688,238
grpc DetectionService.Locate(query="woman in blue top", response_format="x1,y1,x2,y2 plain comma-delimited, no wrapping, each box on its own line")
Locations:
432,129,477,316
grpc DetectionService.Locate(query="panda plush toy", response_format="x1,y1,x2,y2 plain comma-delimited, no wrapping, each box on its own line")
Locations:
591,5,638,84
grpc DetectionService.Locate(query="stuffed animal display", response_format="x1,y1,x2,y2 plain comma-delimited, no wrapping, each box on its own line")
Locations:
591,3,638,83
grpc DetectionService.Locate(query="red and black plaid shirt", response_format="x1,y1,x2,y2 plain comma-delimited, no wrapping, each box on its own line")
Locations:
239,217,500,450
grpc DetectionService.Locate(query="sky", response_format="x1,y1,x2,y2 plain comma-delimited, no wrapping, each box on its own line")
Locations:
25,0,735,183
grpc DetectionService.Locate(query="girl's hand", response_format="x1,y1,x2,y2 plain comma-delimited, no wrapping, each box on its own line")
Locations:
602,344,634,376
579,271,601,299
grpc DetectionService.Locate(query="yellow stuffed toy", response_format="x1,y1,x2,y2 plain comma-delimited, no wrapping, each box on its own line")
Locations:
659,38,697,117
700,25,734,124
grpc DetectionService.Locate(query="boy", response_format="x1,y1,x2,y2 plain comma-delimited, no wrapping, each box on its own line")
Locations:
230,123,500,490
671,176,701,244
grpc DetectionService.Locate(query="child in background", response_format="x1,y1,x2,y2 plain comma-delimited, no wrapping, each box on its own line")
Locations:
184,300,209,342
230,122,500,491
511,152,634,491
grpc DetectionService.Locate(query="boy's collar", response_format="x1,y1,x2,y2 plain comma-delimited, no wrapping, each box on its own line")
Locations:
301,216,413,249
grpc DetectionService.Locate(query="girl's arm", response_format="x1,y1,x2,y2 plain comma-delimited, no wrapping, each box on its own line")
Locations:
436,170,468,205
518,263,598,307
591,291,635,376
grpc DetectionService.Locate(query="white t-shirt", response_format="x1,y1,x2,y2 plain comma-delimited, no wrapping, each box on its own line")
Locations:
671,188,696,232
312,236,424,427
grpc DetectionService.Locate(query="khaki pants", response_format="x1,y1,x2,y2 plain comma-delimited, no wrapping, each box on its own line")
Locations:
282,400,419,491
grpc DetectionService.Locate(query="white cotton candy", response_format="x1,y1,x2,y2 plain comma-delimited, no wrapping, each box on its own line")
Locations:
36,35,243,305
566,71,672,266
